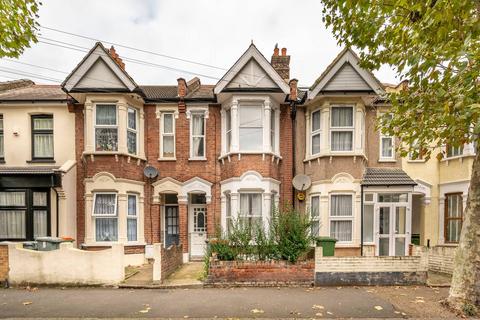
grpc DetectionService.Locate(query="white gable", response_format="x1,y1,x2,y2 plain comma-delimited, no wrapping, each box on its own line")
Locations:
323,63,371,91
226,59,278,89
75,58,127,89
214,44,290,94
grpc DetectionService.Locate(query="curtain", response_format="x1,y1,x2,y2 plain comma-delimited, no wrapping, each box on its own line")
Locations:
0,210,25,239
382,137,393,157
331,131,353,151
127,218,137,242
331,107,353,127
95,128,118,151
94,194,116,215
163,136,174,156
330,220,352,242
163,114,173,133
128,195,137,216
96,105,116,125
331,195,352,216
95,218,118,241
33,118,53,130
239,194,249,216
0,191,25,206
33,210,47,238
33,192,47,206
127,131,137,154
251,194,261,216
128,108,137,130
34,134,54,158
311,196,320,218
192,114,205,157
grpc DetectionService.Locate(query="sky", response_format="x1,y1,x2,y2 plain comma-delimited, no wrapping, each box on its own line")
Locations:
0,0,401,88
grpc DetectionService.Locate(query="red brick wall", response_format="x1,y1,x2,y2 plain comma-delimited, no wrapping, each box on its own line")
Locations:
161,244,183,279
0,244,8,283
207,259,314,286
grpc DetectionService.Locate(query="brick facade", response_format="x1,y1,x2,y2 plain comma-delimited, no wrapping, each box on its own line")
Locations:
0,244,8,284
161,244,183,280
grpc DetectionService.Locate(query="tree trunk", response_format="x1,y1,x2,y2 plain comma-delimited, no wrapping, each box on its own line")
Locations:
446,149,480,311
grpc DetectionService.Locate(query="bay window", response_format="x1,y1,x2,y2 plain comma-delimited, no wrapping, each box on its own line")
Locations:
225,109,232,152
311,110,321,155
225,193,232,233
270,109,276,152
95,104,118,152
445,193,463,243
190,112,206,158
93,193,118,242
160,112,175,158
32,115,54,159
127,194,137,242
310,195,320,236
239,193,262,227
330,106,354,152
239,105,263,151
330,194,353,242
127,107,138,155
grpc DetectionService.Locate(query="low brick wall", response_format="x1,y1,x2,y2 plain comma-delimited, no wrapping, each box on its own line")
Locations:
412,245,456,275
0,244,8,285
161,244,183,280
206,260,314,287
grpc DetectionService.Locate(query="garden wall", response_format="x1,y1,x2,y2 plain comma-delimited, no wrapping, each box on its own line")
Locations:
152,243,183,282
206,259,314,287
412,245,456,275
0,243,8,285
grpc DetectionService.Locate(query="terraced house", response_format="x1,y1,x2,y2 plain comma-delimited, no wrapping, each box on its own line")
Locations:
0,42,469,265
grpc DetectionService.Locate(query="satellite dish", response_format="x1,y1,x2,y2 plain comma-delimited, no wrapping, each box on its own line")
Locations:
292,174,311,191
143,165,159,179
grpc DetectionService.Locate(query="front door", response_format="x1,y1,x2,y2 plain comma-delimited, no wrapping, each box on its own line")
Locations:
376,204,409,256
165,206,179,247
189,205,207,257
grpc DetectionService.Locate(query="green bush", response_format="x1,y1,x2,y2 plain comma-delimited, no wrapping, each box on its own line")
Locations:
209,238,236,261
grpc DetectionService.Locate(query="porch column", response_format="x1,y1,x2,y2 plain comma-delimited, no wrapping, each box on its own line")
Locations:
178,196,188,254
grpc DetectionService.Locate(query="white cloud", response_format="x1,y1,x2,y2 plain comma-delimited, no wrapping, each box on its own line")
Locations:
0,0,400,86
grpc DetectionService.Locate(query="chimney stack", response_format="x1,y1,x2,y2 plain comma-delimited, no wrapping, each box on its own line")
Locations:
177,78,187,113
271,45,290,82
109,46,125,70
289,79,298,101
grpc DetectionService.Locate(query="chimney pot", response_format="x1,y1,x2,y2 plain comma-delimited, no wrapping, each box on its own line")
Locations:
274,46,279,56
281,48,287,56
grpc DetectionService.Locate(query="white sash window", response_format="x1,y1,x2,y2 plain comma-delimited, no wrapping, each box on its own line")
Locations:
310,195,320,236
95,104,118,152
127,107,138,155
190,112,206,158
32,115,54,159
93,193,118,242
239,193,262,227
330,106,354,152
329,194,353,242
127,194,138,242
311,110,321,155
160,112,175,158
239,105,263,151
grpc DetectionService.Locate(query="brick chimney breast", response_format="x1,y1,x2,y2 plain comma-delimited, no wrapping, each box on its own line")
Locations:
271,45,290,82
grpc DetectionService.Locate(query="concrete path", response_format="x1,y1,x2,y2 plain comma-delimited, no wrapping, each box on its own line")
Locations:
0,286,458,319
163,262,204,287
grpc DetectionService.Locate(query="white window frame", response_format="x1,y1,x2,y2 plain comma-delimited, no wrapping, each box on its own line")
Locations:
160,112,176,159
446,145,463,158
92,192,118,217
127,193,138,242
329,193,354,243
378,113,394,161
330,105,354,152
94,104,118,152
239,192,263,225
310,194,321,236
127,106,138,155
311,109,321,156
238,104,264,152
225,108,232,153
189,111,206,159
270,109,276,153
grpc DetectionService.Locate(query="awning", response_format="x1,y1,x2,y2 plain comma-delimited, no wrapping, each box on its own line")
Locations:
0,166,62,188
361,168,416,186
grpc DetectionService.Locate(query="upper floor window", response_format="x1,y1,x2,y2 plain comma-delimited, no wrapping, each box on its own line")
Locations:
0,115,4,160
239,105,263,151
95,104,118,152
311,110,321,155
408,140,424,161
330,106,354,152
379,114,394,160
93,193,118,242
447,145,463,158
127,107,138,155
225,109,232,152
160,112,175,158
445,193,463,243
329,194,353,242
270,109,276,152
32,115,54,160
190,112,206,158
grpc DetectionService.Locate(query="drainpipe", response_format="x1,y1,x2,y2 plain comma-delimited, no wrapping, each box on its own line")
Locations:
360,184,364,256
53,188,59,237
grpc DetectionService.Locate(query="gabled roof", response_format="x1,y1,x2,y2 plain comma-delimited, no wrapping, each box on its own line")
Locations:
361,168,416,186
309,48,385,98
214,44,290,95
62,42,138,92
0,83,68,102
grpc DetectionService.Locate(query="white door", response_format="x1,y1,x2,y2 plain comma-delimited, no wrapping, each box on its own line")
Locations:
189,205,207,257
375,204,409,256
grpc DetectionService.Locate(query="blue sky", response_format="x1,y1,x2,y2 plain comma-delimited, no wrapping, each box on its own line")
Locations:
0,0,400,87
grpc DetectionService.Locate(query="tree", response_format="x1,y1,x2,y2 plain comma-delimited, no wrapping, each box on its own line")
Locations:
320,0,479,314
0,0,40,58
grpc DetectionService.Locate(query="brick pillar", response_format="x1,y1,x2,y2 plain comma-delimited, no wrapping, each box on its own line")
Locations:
178,201,188,254
207,201,215,237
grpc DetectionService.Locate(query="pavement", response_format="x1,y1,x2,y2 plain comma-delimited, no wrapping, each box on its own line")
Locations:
0,286,461,319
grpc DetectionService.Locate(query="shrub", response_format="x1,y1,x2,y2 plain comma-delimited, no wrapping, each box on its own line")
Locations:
208,238,236,261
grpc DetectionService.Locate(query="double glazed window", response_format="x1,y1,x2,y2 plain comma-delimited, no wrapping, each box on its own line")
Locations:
310,195,320,236
445,193,463,243
93,193,118,242
190,113,206,158
32,115,54,159
330,106,354,151
95,104,118,152
329,194,353,242
127,194,137,242
239,193,262,227
161,113,175,158
239,105,263,151
311,110,321,155
127,107,138,155
380,114,394,160
0,190,49,240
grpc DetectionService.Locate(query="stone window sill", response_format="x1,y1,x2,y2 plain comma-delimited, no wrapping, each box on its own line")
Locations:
27,159,56,164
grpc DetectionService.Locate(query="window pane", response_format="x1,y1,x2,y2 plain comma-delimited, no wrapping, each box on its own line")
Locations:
239,106,262,127
192,137,205,157
0,133,3,157
312,133,320,154
95,128,118,151
0,118,3,130
96,105,117,125
363,204,374,242
0,210,26,238
128,195,137,216
164,194,178,204
395,207,406,234
34,134,54,158
163,113,173,134
192,114,205,135
95,218,118,241
381,137,393,158
330,195,352,216
311,196,320,218
239,128,263,150
33,192,47,206
94,194,116,215
447,220,461,242
33,117,53,130
225,194,231,217
379,238,389,256
0,192,25,206
127,218,137,241
163,136,174,157
330,220,352,241
33,210,48,238
395,238,405,256
226,109,231,131
240,193,262,216
331,131,353,151
127,131,137,154
378,193,408,203
191,193,206,204
331,107,353,127
270,110,275,151
379,207,390,235
128,108,137,130
312,110,321,132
